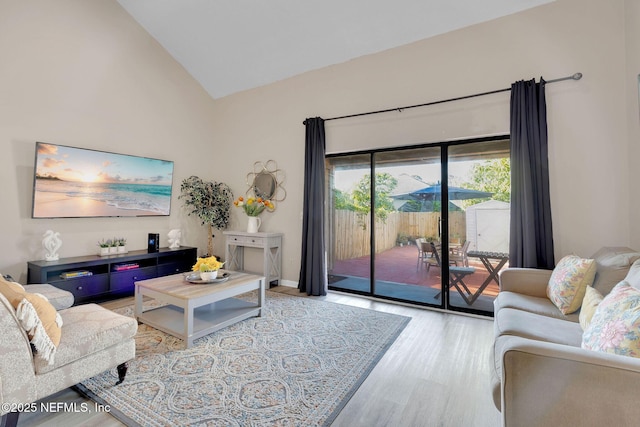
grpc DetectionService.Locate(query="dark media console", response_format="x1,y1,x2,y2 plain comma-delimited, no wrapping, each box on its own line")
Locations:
27,246,197,304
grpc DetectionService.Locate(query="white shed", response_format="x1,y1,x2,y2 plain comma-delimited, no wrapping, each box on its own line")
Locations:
465,200,510,253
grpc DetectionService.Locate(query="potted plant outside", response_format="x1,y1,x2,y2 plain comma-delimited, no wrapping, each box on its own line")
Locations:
396,233,409,247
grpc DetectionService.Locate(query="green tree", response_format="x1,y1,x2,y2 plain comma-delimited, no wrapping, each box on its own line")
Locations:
351,173,398,221
464,158,511,203
333,188,356,211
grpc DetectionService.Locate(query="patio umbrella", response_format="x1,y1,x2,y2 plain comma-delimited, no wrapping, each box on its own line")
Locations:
398,183,493,201
398,200,462,212
391,184,493,237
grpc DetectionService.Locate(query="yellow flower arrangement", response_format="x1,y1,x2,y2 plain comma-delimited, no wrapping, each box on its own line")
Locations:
233,196,274,217
192,256,224,272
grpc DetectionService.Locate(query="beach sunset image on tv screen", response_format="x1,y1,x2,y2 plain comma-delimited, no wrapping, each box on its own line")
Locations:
32,142,174,218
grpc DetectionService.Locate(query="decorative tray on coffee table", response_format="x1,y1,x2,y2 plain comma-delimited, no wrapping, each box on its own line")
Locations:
184,272,230,285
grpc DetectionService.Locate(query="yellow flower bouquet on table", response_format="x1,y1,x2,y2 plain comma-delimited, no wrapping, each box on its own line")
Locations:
233,196,274,217
192,256,224,280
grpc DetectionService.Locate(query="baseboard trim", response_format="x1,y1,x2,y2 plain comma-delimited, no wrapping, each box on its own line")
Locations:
279,279,298,288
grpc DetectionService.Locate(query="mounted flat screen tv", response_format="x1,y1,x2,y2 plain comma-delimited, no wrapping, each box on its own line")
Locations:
32,142,174,218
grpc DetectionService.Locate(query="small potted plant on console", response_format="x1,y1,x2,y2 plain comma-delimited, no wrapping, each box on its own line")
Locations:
117,238,127,254
98,239,110,256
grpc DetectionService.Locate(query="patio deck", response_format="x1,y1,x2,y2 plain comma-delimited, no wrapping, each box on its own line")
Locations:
330,244,505,313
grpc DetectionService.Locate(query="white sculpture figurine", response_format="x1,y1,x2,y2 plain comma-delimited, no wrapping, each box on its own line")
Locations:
167,229,181,249
42,230,62,261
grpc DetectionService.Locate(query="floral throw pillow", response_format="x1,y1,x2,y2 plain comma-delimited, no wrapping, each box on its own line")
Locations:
547,255,596,314
579,286,604,330
582,281,640,358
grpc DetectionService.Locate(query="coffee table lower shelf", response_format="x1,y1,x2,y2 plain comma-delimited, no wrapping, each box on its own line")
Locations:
137,298,260,345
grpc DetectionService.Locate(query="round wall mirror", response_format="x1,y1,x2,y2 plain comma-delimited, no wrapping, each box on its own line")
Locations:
253,172,277,200
245,160,286,208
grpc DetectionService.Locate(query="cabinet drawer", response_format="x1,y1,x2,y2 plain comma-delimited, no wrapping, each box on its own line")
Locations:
227,235,265,247
158,262,192,276
110,266,157,293
51,275,109,301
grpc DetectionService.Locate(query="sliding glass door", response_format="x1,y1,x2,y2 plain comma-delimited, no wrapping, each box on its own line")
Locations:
372,147,443,305
326,136,510,315
326,147,445,307
326,154,371,294
446,139,510,313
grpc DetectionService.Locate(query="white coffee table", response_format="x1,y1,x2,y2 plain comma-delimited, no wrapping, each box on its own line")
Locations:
134,270,265,348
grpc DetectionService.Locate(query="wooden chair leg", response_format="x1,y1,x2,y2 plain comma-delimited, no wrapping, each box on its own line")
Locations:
115,362,128,385
0,412,19,427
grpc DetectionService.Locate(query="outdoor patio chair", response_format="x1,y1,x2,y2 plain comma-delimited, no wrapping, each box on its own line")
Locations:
449,240,470,267
425,242,460,271
416,238,430,269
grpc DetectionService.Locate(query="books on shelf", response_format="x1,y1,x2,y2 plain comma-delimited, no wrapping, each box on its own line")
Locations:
113,263,139,271
60,270,93,279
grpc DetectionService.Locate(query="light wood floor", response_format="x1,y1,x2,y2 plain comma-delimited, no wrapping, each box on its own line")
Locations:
17,287,501,427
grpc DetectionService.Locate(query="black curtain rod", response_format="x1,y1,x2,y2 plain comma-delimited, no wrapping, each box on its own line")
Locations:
320,72,583,123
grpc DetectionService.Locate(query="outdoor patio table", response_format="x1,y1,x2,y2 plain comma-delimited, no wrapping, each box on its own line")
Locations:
448,266,477,304
466,250,510,301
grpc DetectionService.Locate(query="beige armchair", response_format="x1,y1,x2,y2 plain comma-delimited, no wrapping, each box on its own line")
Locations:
0,281,137,427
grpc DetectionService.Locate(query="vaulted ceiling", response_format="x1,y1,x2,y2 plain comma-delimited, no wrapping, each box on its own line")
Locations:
117,0,553,99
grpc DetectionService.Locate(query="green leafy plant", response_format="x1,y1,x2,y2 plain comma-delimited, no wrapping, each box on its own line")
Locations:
180,176,233,256
396,233,409,246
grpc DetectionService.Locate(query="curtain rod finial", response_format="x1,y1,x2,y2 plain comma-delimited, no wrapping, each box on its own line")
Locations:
572,72,583,80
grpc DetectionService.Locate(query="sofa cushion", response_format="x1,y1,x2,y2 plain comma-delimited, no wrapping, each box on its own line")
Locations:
35,303,138,374
579,286,604,330
494,291,580,322
547,255,596,314
582,281,640,358
24,284,74,310
591,247,640,295
495,307,584,347
0,277,62,365
624,259,640,290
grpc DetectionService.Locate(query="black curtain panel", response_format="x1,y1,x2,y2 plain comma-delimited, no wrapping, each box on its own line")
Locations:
298,117,327,296
509,78,555,269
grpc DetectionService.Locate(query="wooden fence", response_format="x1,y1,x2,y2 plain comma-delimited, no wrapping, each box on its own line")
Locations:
331,210,466,260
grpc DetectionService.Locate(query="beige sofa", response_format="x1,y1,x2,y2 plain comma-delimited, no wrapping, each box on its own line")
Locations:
492,247,640,427
0,282,137,426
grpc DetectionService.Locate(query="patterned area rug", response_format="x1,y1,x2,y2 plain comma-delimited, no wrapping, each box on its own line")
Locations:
77,291,410,426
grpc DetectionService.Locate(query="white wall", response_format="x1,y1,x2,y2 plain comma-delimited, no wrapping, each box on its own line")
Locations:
0,0,219,281
626,0,640,246
1,0,638,283
209,0,633,276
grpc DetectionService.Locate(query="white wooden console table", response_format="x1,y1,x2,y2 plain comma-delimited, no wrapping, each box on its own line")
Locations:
223,231,283,286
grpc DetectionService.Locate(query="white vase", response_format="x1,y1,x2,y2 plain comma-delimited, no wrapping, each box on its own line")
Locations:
247,216,262,233
109,247,118,255
200,270,218,281
117,245,127,254
99,247,110,256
